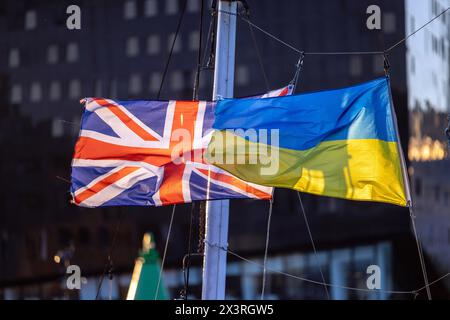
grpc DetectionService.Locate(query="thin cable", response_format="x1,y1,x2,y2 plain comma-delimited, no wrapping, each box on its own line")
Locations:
245,11,270,91
386,6,450,52
218,9,380,56
290,52,305,93
95,211,123,300
156,0,188,99
184,202,196,300
238,12,303,54
218,7,450,57
409,206,432,300
192,0,205,100
154,204,177,300
261,197,274,300
202,241,450,297
224,247,414,296
201,12,215,69
305,51,383,56
297,192,330,300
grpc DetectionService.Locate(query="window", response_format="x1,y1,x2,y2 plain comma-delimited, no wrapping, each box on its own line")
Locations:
435,185,441,202
383,13,396,34
415,178,422,197
47,45,59,64
187,0,200,13
49,81,61,101
69,80,81,99
66,43,79,62
124,0,137,19
25,10,37,30
94,79,102,96
9,49,20,68
372,55,384,74
147,35,160,54
432,35,438,53
126,36,140,57
189,31,200,51
10,84,22,103
144,0,158,17
167,33,181,52
349,56,362,77
129,74,142,94
166,0,178,15
30,82,42,102
52,119,64,138
171,71,184,91
432,0,437,16
150,73,162,92
410,56,415,74
236,65,250,86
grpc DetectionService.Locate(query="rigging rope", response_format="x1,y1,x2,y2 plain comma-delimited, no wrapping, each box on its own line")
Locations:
95,210,123,300
297,192,330,300
289,52,305,93
243,7,270,92
409,206,432,300
183,202,196,300
156,0,188,100
204,239,450,298
218,6,450,57
154,204,177,300
260,196,274,300
192,0,205,100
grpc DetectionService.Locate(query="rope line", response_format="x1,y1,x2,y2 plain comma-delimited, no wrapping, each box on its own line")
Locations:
183,202,196,300
409,206,432,300
261,196,274,300
245,12,271,91
218,6,450,56
203,240,450,298
154,204,177,300
386,6,450,52
95,211,123,300
192,0,205,101
156,0,188,99
297,192,330,299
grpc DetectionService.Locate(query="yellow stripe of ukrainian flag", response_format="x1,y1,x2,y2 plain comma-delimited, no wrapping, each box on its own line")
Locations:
206,131,407,207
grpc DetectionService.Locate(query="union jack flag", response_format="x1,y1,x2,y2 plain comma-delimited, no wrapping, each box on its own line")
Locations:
71,86,292,207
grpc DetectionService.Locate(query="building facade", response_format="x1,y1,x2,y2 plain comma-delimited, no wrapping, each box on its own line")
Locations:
1,0,446,299
406,0,450,293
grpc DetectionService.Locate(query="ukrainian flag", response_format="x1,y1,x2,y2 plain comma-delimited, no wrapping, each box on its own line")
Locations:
206,77,409,207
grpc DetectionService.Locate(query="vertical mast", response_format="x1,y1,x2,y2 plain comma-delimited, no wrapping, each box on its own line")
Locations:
201,0,237,300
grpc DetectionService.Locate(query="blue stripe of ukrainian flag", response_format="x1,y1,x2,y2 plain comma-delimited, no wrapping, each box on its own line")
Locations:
206,77,408,207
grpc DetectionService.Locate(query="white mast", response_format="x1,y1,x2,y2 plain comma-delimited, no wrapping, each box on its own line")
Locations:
201,0,237,300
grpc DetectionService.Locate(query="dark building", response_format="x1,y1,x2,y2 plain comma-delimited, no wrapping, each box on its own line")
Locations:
0,0,445,299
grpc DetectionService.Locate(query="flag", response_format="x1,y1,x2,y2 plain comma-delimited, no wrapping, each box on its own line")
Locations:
206,77,409,207
70,86,292,207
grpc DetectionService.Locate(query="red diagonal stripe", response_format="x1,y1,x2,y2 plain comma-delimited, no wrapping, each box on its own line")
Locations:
74,166,140,204
94,98,159,141
197,168,272,199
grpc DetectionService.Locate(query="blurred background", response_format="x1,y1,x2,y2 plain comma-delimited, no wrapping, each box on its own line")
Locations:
0,0,450,300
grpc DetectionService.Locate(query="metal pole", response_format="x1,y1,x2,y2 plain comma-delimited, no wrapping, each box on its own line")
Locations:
201,0,237,300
